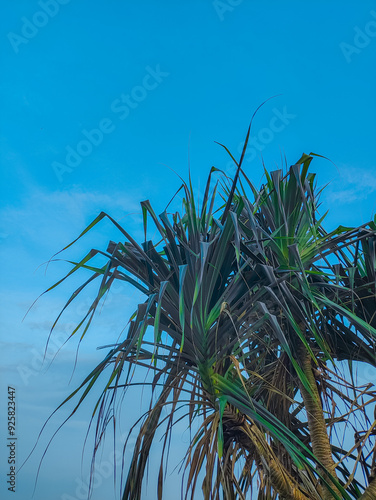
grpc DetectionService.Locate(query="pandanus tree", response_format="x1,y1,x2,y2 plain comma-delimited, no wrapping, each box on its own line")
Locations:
41,127,376,499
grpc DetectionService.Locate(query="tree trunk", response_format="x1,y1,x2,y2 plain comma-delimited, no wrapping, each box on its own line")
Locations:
359,476,376,499
298,346,340,500
223,409,314,500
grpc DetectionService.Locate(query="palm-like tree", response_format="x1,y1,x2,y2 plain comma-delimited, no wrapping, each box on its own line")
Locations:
44,132,376,499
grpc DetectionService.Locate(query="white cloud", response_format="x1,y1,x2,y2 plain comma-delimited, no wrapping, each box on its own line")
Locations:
322,165,376,227
328,165,376,203
0,187,143,254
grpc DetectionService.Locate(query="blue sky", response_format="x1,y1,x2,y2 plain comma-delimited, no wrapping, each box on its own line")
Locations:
1,1,376,499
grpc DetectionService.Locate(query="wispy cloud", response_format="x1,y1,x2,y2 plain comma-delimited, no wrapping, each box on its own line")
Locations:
0,185,145,434
328,165,376,204
0,187,142,252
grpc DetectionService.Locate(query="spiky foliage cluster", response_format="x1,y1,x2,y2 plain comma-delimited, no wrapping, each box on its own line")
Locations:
43,137,376,499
